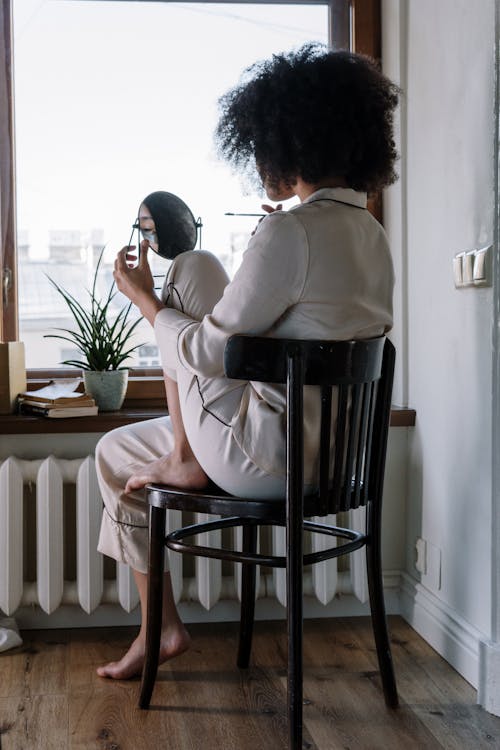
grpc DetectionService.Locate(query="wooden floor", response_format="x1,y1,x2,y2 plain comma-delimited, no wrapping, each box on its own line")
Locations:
1,616,499,750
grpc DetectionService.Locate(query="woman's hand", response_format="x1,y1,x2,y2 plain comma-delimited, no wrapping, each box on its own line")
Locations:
251,202,283,235
261,202,283,214
113,240,163,326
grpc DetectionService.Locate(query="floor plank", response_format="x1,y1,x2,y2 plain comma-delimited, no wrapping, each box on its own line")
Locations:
0,617,499,750
0,694,68,750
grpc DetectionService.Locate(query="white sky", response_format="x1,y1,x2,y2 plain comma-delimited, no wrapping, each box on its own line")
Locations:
13,0,328,262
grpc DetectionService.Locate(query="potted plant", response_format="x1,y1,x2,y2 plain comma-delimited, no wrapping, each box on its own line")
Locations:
44,250,144,411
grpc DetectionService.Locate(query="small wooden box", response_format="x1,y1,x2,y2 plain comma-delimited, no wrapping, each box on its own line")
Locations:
0,342,27,414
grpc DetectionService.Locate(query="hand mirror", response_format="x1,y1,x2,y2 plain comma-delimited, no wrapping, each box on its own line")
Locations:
135,191,198,259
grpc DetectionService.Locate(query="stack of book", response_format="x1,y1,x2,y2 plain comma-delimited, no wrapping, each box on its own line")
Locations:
17,379,98,418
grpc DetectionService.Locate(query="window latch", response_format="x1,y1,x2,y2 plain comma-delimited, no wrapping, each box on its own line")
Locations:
2,267,12,309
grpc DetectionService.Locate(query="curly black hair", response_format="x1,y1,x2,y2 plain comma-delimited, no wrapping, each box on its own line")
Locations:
215,43,400,194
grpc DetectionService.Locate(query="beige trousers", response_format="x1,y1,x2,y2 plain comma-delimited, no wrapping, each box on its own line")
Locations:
96,251,286,574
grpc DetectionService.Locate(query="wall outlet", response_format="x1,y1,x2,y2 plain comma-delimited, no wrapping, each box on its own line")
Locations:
423,540,442,591
415,537,442,591
415,537,427,574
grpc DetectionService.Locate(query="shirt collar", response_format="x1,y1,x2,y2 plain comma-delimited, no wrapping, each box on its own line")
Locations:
302,187,368,209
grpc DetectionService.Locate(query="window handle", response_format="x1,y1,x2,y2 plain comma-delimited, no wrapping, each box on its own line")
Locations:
2,267,12,309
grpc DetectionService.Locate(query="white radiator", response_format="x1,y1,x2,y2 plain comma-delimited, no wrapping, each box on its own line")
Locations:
0,455,368,619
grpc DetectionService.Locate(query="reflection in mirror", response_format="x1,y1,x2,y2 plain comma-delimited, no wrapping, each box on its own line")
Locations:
136,191,198,259
137,203,159,254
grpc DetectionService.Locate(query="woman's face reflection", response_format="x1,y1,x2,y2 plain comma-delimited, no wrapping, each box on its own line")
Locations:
138,203,159,253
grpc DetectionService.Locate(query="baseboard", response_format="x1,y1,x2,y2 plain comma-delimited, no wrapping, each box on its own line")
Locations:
13,603,143,630
478,640,500,716
399,572,484,689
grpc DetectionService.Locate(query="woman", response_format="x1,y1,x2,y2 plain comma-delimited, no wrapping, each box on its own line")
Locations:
96,44,399,679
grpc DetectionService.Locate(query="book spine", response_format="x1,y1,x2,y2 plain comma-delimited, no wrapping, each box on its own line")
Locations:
18,398,95,409
18,402,50,417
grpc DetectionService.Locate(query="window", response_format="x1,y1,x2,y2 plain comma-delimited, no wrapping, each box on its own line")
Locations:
0,0,380,386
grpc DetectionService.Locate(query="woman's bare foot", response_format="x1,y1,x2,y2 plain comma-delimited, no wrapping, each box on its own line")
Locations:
125,453,209,494
96,624,191,680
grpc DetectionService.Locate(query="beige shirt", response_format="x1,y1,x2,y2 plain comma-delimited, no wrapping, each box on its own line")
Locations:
154,187,394,481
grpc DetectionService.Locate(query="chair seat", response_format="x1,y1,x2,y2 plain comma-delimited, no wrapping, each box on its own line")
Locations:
146,481,327,521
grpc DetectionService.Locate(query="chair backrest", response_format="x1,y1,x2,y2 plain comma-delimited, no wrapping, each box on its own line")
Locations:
224,336,395,515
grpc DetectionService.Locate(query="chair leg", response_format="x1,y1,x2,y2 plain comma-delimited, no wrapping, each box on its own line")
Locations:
287,514,303,750
286,350,305,749
237,523,258,669
366,503,399,709
139,504,166,709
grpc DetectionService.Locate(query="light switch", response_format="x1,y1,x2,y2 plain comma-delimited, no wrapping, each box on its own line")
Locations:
454,246,492,288
463,251,474,283
473,246,491,285
453,254,464,287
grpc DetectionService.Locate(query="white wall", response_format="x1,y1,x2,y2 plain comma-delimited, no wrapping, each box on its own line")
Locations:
383,0,496,685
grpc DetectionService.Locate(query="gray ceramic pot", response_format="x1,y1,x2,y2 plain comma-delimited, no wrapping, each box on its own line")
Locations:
83,369,128,412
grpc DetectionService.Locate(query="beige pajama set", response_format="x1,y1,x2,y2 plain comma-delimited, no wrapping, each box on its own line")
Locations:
96,187,395,574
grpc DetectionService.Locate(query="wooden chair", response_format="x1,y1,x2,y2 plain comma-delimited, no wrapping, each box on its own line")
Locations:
138,335,398,748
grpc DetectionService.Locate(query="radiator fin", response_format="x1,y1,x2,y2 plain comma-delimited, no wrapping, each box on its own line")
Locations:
0,458,24,615
76,457,103,613
311,514,338,605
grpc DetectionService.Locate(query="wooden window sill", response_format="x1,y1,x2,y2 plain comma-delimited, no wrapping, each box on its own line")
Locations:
0,408,167,434
0,406,416,435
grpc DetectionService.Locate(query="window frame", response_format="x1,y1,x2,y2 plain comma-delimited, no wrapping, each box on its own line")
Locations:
0,0,380,400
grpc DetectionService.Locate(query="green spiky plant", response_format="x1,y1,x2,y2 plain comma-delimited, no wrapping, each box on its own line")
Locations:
44,250,144,370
